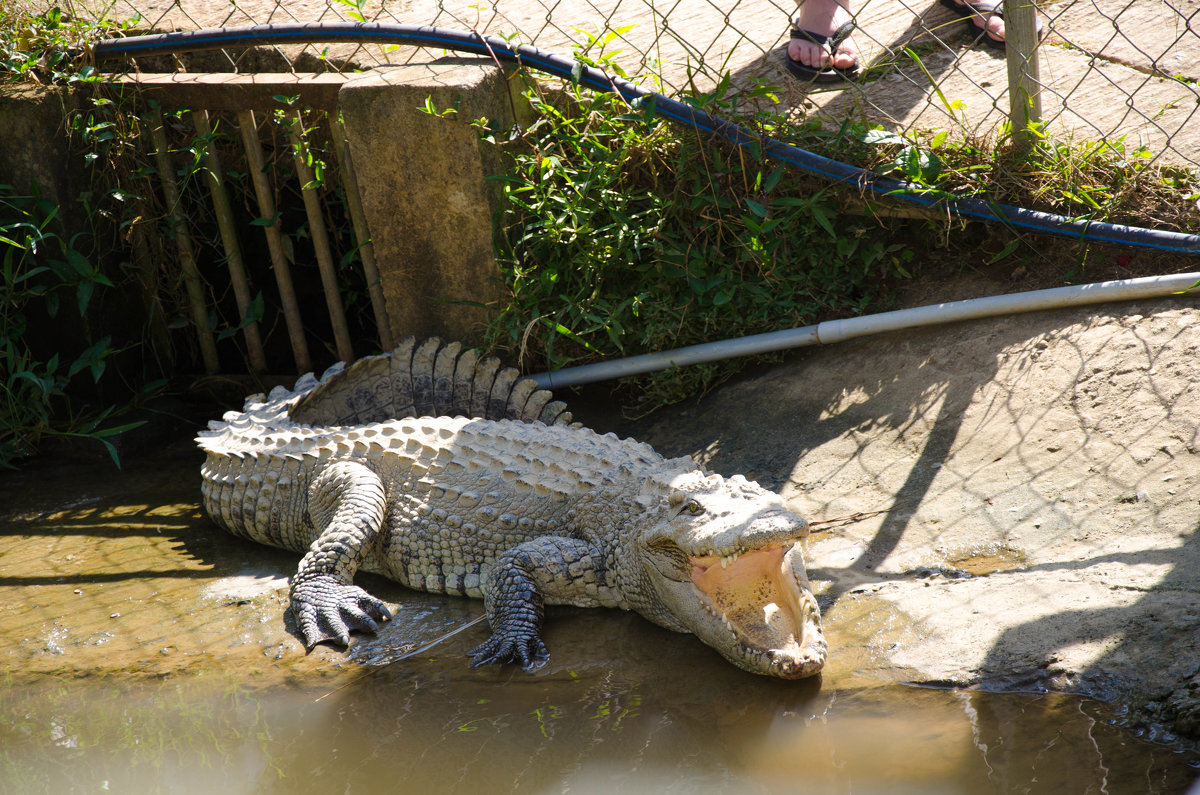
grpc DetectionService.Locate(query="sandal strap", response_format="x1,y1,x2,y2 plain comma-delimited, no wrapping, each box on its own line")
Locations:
789,20,857,50
942,0,1003,18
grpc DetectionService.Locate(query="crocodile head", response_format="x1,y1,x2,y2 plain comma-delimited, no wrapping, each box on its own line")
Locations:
637,470,826,679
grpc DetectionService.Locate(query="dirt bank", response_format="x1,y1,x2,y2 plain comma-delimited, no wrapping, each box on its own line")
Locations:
619,285,1200,743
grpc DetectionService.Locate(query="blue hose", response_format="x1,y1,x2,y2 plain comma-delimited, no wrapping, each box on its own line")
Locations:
93,23,1200,255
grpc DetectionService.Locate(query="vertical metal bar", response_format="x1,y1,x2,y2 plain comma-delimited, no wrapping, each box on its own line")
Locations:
147,107,220,374
287,110,354,363
236,108,312,374
193,109,268,373
330,116,394,351
1004,0,1043,155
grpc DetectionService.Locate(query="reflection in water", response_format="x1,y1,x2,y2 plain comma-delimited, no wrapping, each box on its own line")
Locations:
3,659,1195,794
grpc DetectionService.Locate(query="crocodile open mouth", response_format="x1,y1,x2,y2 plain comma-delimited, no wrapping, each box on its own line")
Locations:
689,544,823,677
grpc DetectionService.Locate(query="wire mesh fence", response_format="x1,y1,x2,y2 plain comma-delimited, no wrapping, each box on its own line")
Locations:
74,0,1200,171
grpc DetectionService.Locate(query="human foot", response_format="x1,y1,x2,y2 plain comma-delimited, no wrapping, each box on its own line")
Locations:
787,0,859,79
938,0,1015,47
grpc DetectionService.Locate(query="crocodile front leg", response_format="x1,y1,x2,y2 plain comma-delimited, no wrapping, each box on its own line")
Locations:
470,536,607,672
292,460,392,648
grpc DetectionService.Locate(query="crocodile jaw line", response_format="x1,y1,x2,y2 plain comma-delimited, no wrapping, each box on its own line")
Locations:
688,544,825,678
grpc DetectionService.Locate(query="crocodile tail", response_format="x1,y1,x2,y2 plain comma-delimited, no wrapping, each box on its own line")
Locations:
287,337,573,427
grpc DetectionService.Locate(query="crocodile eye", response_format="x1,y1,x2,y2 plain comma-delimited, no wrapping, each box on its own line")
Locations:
685,500,704,516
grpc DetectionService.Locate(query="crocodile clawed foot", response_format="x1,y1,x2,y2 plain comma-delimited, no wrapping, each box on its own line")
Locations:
290,574,392,649
467,632,550,672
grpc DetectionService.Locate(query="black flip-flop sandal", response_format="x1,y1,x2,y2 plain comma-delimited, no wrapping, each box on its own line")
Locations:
938,0,1041,50
785,21,859,83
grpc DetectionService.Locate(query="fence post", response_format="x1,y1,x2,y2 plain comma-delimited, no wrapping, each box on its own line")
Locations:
1003,0,1043,154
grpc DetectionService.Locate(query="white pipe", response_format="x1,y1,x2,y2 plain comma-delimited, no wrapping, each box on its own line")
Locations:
530,271,1200,390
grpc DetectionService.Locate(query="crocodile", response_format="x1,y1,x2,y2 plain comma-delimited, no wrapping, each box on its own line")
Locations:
197,337,825,678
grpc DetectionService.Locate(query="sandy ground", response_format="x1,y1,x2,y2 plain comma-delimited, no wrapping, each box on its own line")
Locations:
619,281,1200,742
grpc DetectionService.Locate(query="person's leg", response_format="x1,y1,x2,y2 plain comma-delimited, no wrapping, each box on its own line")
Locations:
789,0,858,71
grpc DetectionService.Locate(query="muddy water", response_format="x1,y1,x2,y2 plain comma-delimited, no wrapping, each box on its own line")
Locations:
3,661,1196,793
1,441,1197,793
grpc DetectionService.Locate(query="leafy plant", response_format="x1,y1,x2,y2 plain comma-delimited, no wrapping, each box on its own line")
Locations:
0,186,141,468
0,6,137,85
477,78,914,412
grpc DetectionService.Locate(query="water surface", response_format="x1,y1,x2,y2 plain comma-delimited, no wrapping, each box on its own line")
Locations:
1,441,1196,793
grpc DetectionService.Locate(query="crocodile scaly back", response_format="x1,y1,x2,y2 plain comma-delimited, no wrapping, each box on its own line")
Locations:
287,336,573,427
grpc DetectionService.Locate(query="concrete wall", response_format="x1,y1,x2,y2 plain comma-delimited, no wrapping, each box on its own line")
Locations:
338,57,526,344
0,84,82,220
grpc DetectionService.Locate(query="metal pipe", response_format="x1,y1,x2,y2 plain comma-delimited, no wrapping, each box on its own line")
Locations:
530,271,1200,389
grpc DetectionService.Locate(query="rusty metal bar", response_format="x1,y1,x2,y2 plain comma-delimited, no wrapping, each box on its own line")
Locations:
193,109,268,373
329,116,394,351
236,108,312,374
286,111,354,363
147,107,220,374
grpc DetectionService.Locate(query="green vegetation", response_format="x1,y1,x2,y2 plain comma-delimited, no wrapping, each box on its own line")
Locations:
0,5,134,84
0,187,142,467
477,78,915,411
0,8,151,468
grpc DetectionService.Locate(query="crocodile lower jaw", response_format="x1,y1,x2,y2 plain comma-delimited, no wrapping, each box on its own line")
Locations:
690,544,826,678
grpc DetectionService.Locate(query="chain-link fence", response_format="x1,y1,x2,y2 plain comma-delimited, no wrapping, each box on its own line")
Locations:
75,0,1200,170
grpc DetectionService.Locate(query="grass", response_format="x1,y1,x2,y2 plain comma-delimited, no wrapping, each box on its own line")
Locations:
472,78,916,413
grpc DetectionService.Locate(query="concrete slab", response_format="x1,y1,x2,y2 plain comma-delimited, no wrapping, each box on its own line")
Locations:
337,58,518,340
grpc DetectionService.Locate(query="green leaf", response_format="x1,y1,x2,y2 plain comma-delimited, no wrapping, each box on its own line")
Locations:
66,247,92,277
548,320,600,353
90,421,146,439
763,166,783,193
986,240,1021,265
860,129,906,146
76,279,94,315
744,198,767,218
809,204,836,238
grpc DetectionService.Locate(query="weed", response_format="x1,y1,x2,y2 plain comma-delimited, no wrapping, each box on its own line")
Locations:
0,6,137,85
477,78,914,412
0,187,142,467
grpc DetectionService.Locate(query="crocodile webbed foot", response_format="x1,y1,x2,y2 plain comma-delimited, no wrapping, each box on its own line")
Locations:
468,630,549,672
290,574,392,649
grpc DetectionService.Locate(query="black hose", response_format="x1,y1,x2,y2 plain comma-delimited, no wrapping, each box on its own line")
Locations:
93,23,1200,255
